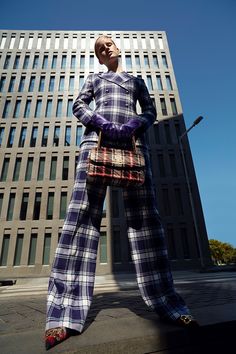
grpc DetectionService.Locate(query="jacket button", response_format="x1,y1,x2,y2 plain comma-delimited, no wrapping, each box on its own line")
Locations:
126,90,129,94
104,101,108,105
105,89,109,93
125,103,129,107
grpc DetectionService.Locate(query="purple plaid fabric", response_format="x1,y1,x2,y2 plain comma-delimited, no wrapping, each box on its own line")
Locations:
46,143,190,333
72,71,156,148
46,72,191,333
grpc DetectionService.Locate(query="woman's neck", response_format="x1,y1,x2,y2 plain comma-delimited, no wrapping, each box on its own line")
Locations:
106,58,124,73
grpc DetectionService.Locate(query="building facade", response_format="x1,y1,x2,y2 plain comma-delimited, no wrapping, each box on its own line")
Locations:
0,30,212,278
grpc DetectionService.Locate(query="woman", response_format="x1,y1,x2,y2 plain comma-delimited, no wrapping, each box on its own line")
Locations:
45,35,198,350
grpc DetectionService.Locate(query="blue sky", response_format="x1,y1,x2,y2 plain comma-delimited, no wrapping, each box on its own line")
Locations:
1,0,236,246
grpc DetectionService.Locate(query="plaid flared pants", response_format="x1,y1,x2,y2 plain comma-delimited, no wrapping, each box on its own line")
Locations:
46,142,190,332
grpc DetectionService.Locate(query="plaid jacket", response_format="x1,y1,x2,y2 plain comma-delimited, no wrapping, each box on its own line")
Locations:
72,71,157,147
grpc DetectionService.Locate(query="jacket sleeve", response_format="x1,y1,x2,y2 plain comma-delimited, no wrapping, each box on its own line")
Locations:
136,78,157,130
72,74,97,126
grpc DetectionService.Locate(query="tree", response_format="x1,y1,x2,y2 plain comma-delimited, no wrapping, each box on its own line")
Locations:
209,239,236,265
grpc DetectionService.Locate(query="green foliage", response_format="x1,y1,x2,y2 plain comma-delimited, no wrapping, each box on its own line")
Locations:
209,239,236,265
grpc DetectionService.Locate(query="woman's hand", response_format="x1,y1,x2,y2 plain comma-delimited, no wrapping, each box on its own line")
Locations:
119,118,142,140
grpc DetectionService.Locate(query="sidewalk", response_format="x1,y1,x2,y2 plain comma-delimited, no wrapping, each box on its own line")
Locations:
0,270,236,353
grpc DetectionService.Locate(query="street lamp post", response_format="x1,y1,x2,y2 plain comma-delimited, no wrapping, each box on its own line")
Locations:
179,116,205,269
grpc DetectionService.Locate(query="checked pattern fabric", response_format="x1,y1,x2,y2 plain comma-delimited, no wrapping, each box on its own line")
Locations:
46,142,190,333
87,145,145,187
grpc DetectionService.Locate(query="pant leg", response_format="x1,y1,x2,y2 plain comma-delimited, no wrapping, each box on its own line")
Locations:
122,148,190,320
46,142,107,332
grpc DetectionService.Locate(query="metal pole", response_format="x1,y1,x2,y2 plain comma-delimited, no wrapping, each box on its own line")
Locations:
179,116,205,269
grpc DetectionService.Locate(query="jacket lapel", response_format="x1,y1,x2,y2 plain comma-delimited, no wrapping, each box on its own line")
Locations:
98,71,133,88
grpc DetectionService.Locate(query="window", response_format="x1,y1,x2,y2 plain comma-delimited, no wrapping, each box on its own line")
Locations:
125,55,132,70
170,98,178,115
0,127,5,147
181,228,190,259
67,99,73,117
41,127,49,147
154,124,160,144
46,36,51,50
18,127,27,147
141,38,147,49
47,192,54,220
62,156,69,180
80,55,85,70
76,126,82,146
33,192,42,220
24,99,31,118
0,76,6,92
18,76,25,92
72,37,77,49
8,76,16,92
60,192,67,219
0,35,7,49
13,157,22,181
147,75,153,91
45,99,52,117
56,99,63,117
166,75,173,90
64,126,71,146
4,55,11,69
29,76,35,91
61,55,66,69
89,55,94,69
13,100,21,118
71,55,76,69
42,233,51,265
175,188,184,215
162,55,168,68
49,76,55,91
51,55,57,69
55,37,60,49
63,37,68,50
153,55,159,68
7,193,16,221
39,76,45,91
167,227,177,260
20,192,29,220
30,127,38,147
19,36,24,49
69,76,74,91
169,153,177,177
37,36,42,49
35,99,42,117
7,127,16,147
2,100,11,118
32,55,39,69
156,75,163,90
37,157,45,179
79,76,84,89
162,188,171,216
135,55,140,68
0,193,3,217
158,154,165,177
0,157,10,181
160,98,167,115
164,124,172,143
0,235,10,266
53,126,60,146
13,234,24,266
28,234,37,265
144,55,149,68
42,55,48,69
59,76,65,91
28,36,34,49
23,55,30,69
100,231,107,263
13,55,20,69
50,157,57,180
25,157,33,180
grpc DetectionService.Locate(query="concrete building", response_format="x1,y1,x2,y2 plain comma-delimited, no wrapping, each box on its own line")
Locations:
0,30,212,278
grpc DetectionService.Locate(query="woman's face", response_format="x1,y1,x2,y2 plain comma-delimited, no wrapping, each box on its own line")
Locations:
95,37,120,65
